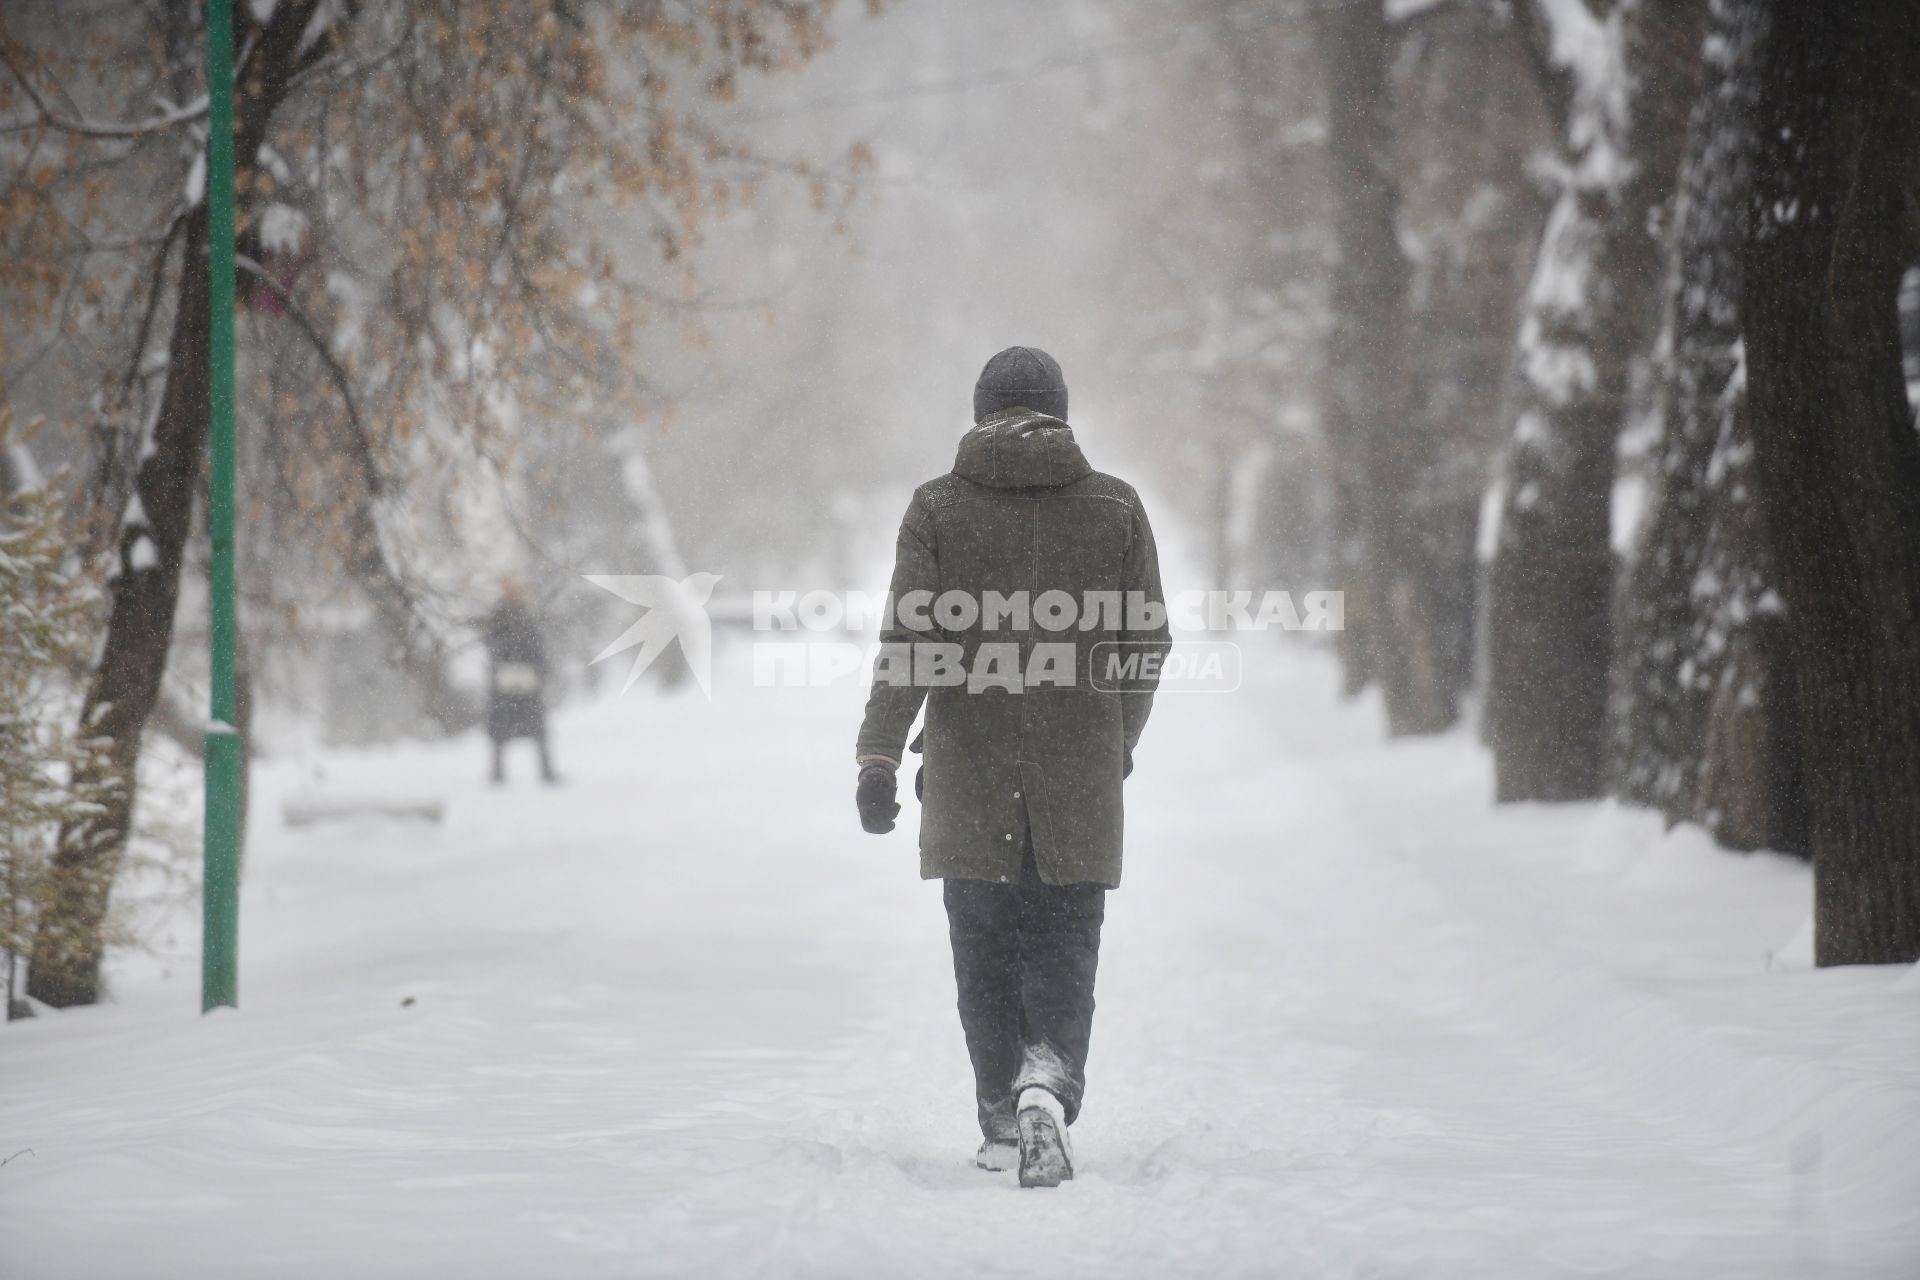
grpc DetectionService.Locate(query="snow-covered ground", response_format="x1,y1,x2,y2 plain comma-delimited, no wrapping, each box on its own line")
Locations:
4,641,1918,1279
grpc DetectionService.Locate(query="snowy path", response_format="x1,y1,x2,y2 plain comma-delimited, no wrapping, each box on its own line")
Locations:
4,643,1918,1278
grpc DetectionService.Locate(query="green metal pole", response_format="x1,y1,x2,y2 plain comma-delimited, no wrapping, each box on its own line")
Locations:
203,0,240,1014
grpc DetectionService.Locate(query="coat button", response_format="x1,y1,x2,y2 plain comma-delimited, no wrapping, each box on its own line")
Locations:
1013,790,1021,798
1004,833,1013,841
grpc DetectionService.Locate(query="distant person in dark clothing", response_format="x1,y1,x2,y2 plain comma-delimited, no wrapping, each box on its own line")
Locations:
483,579,556,784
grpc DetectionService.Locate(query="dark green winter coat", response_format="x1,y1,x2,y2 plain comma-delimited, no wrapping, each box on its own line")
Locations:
855,408,1171,887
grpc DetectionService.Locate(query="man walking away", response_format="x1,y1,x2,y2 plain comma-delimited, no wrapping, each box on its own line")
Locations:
483,578,557,785
853,346,1171,1187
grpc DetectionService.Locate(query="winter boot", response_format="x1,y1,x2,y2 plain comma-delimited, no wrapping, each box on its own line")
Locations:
1015,1087,1073,1187
975,1139,1018,1172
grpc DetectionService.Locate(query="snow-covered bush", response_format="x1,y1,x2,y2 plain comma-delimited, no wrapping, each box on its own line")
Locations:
0,411,119,1018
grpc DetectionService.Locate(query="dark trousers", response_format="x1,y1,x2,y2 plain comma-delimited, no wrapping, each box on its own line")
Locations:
943,839,1106,1139
490,732,554,783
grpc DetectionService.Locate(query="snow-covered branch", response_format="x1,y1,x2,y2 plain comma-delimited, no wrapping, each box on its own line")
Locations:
0,50,208,140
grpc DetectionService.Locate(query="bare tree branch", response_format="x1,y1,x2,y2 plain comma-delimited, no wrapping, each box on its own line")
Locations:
0,47,208,140
117,212,188,403
235,254,382,494
236,254,474,731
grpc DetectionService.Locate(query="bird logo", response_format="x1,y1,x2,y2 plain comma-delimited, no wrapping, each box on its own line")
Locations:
583,572,722,698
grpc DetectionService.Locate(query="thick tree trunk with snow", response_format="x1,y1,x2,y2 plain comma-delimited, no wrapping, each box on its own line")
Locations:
1742,0,1920,965
28,3,323,1007
26,210,214,1008
1484,0,1709,802
1397,1,1555,723
1611,0,1805,856
1312,0,1452,736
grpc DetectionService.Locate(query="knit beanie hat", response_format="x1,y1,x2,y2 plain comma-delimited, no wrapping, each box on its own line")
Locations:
973,346,1068,422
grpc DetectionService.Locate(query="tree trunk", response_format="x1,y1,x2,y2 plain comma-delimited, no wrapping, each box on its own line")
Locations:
1312,0,1452,735
27,209,214,1008
1210,441,1234,589
1397,0,1555,731
1609,0,1805,858
1329,480,1375,698
1485,0,1710,802
1742,0,1920,965
28,2,323,1006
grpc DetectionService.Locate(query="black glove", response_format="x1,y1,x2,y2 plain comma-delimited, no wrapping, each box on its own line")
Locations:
857,763,901,834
